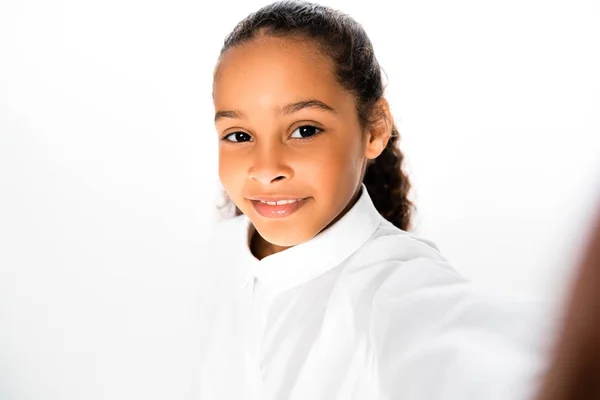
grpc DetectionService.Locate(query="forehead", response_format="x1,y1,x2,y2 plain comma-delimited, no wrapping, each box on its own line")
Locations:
213,36,352,112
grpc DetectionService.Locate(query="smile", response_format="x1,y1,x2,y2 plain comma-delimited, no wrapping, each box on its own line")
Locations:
250,197,309,218
257,198,303,205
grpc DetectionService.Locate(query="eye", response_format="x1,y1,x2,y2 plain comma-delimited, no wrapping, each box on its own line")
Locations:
222,131,252,143
290,125,322,139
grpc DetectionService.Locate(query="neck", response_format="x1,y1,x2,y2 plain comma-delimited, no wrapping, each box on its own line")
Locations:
250,230,290,260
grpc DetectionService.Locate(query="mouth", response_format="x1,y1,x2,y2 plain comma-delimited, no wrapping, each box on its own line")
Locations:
252,198,306,205
248,197,309,218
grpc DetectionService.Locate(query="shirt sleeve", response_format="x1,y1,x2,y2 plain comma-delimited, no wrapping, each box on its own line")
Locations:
368,258,555,400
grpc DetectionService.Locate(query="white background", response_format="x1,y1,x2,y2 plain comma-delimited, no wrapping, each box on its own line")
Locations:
1,0,599,398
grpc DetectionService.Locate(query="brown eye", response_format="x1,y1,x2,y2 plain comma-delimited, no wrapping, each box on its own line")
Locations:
223,131,252,142
290,125,321,139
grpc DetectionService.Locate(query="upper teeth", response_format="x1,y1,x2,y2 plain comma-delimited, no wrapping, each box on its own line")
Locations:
259,199,302,205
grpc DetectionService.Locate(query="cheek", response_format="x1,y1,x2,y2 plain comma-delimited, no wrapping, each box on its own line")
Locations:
218,148,245,195
303,138,363,187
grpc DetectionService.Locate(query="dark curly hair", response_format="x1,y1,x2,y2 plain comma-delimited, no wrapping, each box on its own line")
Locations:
215,0,415,231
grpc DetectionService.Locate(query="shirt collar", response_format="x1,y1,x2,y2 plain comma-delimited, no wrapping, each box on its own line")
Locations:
238,183,383,299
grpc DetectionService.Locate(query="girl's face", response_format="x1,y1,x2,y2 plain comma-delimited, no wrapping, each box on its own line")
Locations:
213,36,379,248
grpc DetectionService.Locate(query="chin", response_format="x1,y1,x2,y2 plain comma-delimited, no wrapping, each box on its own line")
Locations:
254,221,316,248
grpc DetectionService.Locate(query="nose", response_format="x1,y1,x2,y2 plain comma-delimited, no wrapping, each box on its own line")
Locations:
248,141,292,184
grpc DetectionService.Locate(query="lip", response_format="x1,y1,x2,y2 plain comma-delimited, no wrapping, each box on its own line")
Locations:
249,197,310,218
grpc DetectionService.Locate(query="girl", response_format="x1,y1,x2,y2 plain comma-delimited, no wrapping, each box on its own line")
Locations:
195,1,553,399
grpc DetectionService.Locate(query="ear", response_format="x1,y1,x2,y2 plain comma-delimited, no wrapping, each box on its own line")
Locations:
364,97,392,160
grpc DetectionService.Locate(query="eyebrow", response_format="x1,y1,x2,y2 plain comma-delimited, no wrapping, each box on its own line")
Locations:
214,99,337,122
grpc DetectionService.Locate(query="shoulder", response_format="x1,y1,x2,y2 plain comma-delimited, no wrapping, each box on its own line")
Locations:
354,222,548,337
334,221,472,340
343,220,468,299
350,218,450,267
343,222,551,360
355,222,555,399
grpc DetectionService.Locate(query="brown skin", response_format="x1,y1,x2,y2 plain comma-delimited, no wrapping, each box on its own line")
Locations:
213,35,392,260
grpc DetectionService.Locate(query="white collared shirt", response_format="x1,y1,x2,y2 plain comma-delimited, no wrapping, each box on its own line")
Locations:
194,184,552,400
